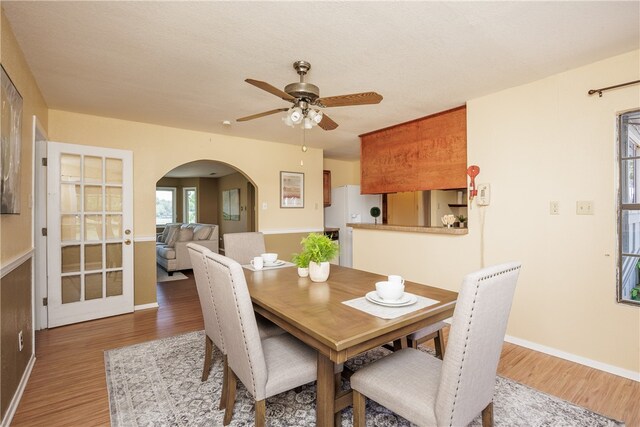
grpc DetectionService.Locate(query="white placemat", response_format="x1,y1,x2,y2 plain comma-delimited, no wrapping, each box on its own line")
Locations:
342,293,440,319
242,261,295,272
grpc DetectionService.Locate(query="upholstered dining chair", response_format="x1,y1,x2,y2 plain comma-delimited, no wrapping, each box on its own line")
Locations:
186,243,284,410
222,232,266,265
406,320,448,359
351,262,522,427
203,251,320,427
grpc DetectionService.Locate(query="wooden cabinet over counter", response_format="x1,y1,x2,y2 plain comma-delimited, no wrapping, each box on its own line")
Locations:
360,105,467,194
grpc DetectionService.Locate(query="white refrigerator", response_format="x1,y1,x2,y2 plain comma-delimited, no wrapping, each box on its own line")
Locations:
324,185,382,267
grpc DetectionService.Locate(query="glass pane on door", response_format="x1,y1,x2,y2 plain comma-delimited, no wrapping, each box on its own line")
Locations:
50,142,132,324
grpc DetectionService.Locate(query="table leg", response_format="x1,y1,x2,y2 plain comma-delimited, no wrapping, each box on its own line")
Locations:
316,352,336,427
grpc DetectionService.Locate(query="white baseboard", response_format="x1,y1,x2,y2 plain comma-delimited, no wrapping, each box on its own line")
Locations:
134,302,159,311
1,354,35,427
504,334,639,382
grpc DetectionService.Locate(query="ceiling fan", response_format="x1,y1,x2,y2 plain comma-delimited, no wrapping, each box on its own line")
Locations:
237,60,383,131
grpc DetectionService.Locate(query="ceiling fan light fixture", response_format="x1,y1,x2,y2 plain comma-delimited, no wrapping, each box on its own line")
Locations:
289,107,303,124
309,109,323,124
303,117,313,129
283,114,294,127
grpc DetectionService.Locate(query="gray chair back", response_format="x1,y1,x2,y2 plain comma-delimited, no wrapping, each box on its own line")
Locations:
204,251,268,400
223,232,266,265
187,243,225,353
435,262,521,426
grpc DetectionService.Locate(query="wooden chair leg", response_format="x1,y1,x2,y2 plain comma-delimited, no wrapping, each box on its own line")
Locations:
353,390,366,427
202,336,213,381
481,401,494,427
255,399,266,427
434,330,446,359
408,337,418,349
334,372,342,426
219,355,228,410
223,369,237,425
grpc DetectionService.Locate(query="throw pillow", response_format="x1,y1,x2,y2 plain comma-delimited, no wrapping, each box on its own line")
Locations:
193,225,212,240
177,228,194,242
164,225,181,247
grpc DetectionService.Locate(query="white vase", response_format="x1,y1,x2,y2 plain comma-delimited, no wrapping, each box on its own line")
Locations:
297,267,309,278
309,261,330,282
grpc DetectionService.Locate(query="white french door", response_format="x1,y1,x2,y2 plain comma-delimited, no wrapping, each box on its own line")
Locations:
47,142,134,327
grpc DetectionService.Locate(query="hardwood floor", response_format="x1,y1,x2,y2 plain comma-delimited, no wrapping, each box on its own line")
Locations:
11,273,640,426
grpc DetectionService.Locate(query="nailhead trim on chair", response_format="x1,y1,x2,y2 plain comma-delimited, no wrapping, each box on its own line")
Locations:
447,265,521,426
212,257,259,398
203,251,226,351
448,278,481,426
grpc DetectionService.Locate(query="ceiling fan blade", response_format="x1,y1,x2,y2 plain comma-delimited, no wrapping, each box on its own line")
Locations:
318,113,339,131
245,79,296,102
317,91,383,108
236,108,288,122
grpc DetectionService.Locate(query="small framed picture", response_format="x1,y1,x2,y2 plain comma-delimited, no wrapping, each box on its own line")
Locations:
280,171,304,208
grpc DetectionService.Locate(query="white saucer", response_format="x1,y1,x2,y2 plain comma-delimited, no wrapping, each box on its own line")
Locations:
365,291,417,307
263,260,285,267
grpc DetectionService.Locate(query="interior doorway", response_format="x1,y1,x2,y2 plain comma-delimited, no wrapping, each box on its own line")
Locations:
154,159,258,276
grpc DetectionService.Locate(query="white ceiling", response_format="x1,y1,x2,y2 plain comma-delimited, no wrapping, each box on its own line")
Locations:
3,1,639,159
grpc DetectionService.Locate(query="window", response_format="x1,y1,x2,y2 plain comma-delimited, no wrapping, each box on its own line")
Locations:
618,110,640,305
183,187,197,224
156,187,176,225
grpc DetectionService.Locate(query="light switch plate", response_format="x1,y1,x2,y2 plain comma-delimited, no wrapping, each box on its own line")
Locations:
576,201,594,215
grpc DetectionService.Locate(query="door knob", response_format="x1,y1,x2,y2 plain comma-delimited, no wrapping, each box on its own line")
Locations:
124,239,132,245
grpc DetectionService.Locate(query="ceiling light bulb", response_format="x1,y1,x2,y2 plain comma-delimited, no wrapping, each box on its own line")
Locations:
283,115,294,127
303,117,313,129
290,107,303,124
308,109,323,124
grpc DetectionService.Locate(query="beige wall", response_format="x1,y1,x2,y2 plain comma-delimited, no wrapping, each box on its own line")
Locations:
354,50,640,375
0,12,49,263
0,11,48,423
323,158,360,188
48,110,325,304
198,178,218,225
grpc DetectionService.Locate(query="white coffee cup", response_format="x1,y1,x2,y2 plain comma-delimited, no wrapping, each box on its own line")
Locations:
388,275,405,286
251,256,264,270
261,253,278,264
375,281,405,301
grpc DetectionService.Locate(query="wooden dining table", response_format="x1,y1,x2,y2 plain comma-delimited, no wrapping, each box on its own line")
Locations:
243,264,458,427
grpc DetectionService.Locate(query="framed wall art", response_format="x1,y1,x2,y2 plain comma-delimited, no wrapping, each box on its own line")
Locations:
1,65,23,214
222,188,240,221
280,171,304,208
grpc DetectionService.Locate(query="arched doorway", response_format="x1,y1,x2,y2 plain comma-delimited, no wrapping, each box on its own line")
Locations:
154,160,257,278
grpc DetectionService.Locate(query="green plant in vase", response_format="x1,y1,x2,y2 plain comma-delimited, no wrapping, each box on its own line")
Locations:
456,214,468,228
292,251,311,278
301,233,339,282
370,207,381,224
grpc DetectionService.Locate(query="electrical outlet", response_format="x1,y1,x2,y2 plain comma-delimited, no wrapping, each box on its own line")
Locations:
18,330,24,351
262,202,268,210
550,201,560,215
576,201,594,215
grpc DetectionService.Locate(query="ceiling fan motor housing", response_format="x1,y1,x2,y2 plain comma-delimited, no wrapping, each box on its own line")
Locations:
284,82,320,102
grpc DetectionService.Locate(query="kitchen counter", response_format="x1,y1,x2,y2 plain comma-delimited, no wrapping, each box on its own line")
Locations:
347,223,468,235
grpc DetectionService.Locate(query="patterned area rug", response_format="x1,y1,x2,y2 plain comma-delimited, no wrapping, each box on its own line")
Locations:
105,331,624,427
156,265,188,282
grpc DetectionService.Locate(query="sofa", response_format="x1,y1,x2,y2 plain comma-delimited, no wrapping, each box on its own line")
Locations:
156,223,219,274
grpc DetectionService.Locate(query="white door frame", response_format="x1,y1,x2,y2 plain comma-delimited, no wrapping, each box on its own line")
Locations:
183,186,197,223
33,116,48,330
46,141,134,327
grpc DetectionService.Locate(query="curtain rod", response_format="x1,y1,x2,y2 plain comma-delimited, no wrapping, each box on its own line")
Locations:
588,80,640,97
